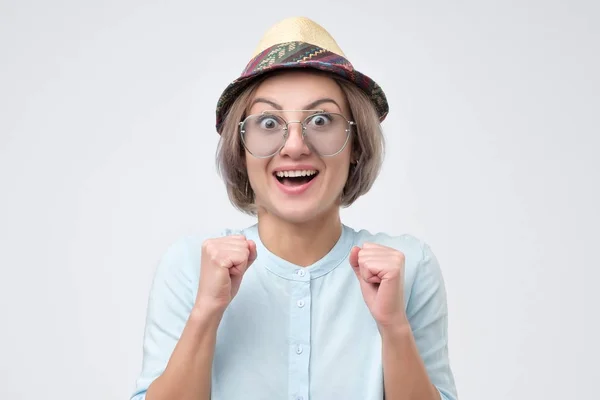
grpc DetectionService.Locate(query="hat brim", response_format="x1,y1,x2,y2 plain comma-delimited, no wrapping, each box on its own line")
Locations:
215,42,388,133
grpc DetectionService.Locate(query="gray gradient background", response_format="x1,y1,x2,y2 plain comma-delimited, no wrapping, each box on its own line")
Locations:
1,1,598,399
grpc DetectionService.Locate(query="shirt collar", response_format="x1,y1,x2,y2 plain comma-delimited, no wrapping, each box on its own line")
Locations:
244,224,355,281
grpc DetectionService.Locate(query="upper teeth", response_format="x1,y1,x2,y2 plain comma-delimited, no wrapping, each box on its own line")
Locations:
275,170,317,178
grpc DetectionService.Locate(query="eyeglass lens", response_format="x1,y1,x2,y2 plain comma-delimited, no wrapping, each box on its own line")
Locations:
240,112,350,157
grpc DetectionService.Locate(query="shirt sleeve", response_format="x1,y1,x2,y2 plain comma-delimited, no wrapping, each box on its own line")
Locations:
130,236,198,400
406,242,459,400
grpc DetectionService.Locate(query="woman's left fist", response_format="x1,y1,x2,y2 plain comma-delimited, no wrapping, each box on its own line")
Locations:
349,243,409,329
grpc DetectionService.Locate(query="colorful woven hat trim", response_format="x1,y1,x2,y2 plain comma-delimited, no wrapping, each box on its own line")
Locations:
215,41,389,133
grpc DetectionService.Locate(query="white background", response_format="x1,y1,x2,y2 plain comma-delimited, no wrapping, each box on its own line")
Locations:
1,1,598,399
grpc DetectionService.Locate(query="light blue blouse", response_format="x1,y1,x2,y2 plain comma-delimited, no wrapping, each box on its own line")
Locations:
130,224,458,400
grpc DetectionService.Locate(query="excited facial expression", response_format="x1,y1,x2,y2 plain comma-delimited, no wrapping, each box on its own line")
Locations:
244,71,354,224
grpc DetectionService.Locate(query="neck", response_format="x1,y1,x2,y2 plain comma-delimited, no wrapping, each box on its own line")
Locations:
257,208,342,267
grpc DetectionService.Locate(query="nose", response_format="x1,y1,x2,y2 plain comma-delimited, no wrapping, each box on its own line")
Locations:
279,121,311,158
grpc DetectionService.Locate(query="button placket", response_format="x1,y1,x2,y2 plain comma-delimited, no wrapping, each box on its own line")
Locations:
288,270,311,400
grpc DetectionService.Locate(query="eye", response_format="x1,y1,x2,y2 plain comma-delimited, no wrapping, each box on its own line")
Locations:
258,115,282,130
306,113,332,127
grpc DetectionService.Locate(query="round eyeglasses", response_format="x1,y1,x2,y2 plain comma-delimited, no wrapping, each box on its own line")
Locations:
239,110,356,158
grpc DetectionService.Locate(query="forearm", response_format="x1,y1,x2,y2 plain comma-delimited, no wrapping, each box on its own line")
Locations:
146,306,223,400
381,323,441,400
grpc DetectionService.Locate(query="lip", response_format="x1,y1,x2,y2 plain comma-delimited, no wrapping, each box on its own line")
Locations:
274,174,318,195
271,164,320,196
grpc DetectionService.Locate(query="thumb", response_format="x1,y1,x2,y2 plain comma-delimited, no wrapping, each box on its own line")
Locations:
349,246,360,271
247,240,257,266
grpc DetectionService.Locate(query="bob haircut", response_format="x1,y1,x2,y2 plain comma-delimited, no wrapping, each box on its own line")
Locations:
216,70,385,215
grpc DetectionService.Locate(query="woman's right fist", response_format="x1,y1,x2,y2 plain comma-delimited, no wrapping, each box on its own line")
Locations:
195,235,257,312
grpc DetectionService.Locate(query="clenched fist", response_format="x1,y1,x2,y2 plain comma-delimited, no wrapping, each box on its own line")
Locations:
349,243,408,329
195,235,257,312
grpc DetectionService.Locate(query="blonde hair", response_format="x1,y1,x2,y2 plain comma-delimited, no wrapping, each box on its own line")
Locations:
215,72,385,215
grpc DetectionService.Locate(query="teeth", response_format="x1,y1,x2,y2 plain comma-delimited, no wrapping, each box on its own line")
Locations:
275,170,317,178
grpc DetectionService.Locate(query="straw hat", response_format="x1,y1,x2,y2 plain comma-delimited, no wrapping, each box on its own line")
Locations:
214,16,389,133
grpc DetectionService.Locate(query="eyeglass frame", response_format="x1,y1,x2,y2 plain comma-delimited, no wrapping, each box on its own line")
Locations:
238,109,356,159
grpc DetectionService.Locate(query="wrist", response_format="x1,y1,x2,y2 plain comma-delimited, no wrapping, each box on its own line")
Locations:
378,316,412,341
194,294,229,314
190,301,226,330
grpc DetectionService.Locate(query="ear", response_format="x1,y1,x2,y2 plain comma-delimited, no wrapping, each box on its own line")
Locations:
350,143,360,164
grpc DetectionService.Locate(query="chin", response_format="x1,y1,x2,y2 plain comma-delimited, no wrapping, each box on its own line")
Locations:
260,199,338,225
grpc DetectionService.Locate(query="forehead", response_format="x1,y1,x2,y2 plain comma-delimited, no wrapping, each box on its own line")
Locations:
249,70,347,110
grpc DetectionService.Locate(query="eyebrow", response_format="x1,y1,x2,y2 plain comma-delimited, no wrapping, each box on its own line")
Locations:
250,97,342,112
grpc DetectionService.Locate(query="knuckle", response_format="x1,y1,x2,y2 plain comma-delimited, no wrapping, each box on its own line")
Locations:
208,251,221,265
202,239,217,252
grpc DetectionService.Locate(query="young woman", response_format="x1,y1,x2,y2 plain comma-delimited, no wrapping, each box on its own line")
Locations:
130,17,458,400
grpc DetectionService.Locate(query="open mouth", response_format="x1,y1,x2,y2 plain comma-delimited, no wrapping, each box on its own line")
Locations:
274,170,319,187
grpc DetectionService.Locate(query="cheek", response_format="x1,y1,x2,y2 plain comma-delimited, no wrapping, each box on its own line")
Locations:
245,155,270,184
329,148,352,184
325,160,351,188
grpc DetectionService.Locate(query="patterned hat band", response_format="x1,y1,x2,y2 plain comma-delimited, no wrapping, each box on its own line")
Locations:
214,18,389,134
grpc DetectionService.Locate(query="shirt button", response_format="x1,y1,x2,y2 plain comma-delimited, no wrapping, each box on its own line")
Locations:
296,345,303,354
297,269,306,277
297,299,305,308
296,397,303,400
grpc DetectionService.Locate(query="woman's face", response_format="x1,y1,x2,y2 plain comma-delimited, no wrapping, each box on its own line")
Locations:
244,71,353,224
